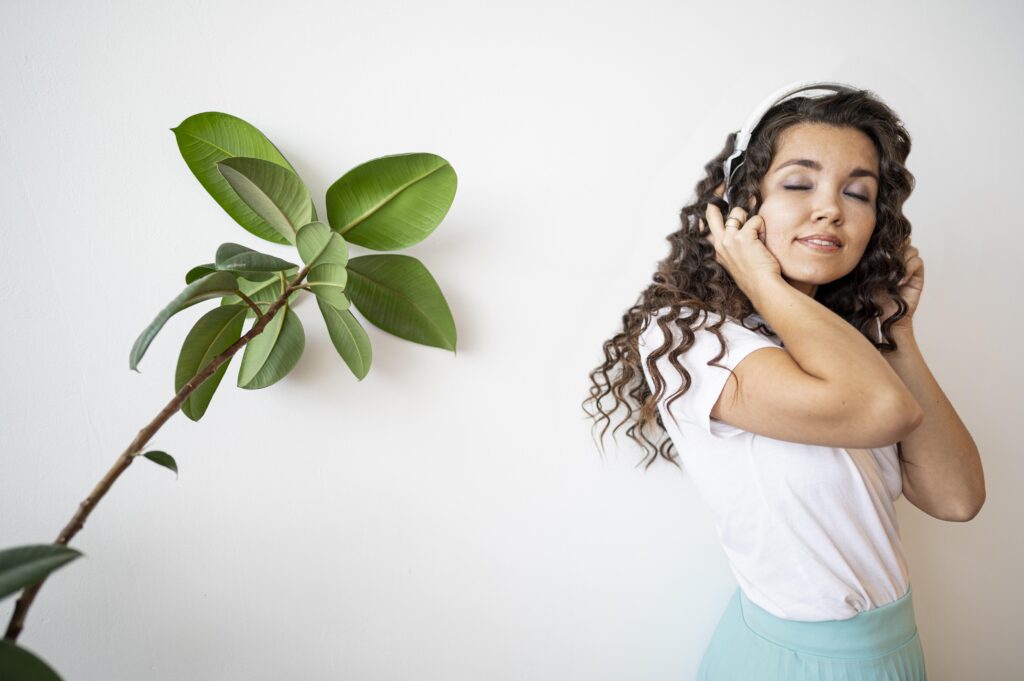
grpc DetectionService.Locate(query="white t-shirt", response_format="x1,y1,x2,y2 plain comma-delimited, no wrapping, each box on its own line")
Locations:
638,306,910,622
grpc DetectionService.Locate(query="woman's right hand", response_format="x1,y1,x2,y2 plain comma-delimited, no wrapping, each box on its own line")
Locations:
704,182,783,295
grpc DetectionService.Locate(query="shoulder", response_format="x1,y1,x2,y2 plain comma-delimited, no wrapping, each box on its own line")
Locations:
637,306,782,439
640,306,779,352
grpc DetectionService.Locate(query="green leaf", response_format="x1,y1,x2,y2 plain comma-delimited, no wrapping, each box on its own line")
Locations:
129,272,239,372
214,242,297,281
308,264,349,309
296,222,349,308
220,269,300,320
141,451,179,477
326,152,457,251
175,305,248,421
216,157,312,245
345,254,456,351
237,305,305,389
317,298,372,379
185,263,217,284
0,545,83,602
0,640,64,681
296,222,348,267
171,112,317,244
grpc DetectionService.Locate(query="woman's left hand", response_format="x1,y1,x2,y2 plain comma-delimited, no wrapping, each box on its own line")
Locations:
874,236,924,332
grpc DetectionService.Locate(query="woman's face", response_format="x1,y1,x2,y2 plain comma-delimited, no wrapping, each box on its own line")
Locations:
753,122,880,298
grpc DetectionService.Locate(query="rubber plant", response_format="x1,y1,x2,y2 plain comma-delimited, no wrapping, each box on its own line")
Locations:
0,112,458,679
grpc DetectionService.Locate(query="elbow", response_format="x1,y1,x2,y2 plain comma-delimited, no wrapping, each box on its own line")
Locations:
947,492,986,522
903,402,926,436
951,473,987,522
874,392,925,444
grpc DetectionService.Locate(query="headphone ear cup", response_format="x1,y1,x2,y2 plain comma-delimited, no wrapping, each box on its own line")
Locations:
724,155,744,207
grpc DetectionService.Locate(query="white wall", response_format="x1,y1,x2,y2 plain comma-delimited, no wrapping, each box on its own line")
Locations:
1,0,1021,679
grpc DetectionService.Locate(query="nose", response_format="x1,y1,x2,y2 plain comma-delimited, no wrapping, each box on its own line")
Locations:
812,190,843,225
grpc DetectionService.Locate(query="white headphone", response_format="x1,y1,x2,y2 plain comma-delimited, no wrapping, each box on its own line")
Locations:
721,80,861,207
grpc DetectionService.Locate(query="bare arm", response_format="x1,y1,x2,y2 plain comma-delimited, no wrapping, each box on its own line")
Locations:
701,194,924,446
749,277,925,439
876,325,985,521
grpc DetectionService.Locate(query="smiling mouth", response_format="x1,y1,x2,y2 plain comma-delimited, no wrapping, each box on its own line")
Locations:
797,239,841,253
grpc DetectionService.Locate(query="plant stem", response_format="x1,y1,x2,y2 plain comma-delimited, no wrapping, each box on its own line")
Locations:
3,263,313,642
235,291,264,318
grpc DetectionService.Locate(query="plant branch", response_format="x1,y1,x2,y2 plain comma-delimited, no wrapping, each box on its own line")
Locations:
235,290,264,318
3,263,314,642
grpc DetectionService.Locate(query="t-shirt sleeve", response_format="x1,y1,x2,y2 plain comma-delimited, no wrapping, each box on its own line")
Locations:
639,312,781,439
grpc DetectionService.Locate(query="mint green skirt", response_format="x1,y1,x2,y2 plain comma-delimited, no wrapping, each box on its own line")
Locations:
697,584,927,680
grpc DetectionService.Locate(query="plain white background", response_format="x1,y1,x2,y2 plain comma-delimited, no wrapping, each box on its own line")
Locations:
1,0,1021,679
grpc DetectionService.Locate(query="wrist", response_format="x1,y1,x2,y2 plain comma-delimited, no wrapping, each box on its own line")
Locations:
882,324,919,361
891,320,916,343
745,274,791,309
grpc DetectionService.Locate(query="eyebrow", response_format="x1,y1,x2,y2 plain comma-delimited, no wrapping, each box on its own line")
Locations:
774,158,878,181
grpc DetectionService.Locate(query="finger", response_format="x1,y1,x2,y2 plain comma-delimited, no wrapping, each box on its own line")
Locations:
705,199,726,242
714,182,725,198
739,214,764,242
725,206,748,231
899,258,923,284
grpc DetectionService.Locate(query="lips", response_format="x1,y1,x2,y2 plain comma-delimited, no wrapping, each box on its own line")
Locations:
797,234,842,246
798,239,841,253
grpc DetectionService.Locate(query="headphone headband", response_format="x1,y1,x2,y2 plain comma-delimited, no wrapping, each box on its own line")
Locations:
722,79,861,206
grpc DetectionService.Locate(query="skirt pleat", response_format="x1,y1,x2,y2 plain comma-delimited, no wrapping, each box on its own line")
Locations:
696,585,927,680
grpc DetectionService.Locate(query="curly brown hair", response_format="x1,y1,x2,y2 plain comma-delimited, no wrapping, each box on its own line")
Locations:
582,88,917,470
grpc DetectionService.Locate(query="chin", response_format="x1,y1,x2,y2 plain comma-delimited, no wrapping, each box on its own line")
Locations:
772,244,858,282
780,267,845,293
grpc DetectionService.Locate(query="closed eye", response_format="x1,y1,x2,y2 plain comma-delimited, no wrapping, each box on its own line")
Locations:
784,186,870,202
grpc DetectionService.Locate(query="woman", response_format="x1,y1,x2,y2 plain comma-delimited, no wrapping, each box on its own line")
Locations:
582,83,984,679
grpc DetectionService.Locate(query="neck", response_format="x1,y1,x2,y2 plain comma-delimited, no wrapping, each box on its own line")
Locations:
785,277,818,298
